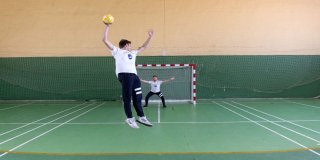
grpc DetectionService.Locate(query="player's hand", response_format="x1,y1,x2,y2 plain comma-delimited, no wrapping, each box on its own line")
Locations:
148,29,154,37
104,22,112,27
170,77,175,80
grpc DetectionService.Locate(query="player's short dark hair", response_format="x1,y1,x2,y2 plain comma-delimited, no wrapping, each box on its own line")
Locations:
119,39,131,48
153,75,158,77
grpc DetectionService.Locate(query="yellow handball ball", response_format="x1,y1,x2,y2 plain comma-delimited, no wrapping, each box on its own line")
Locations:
102,14,114,24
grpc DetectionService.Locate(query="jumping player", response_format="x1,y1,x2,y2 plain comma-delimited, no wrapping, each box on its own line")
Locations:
102,23,153,128
141,76,175,108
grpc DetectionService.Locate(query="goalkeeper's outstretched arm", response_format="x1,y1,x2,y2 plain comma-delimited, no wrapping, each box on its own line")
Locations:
140,79,149,83
162,77,175,83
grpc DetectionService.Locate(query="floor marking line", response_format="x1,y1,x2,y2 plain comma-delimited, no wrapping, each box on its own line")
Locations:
232,101,320,135
283,100,320,109
0,103,104,158
0,103,33,111
212,101,320,157
0,103,95,145
2,148,320,156
1,119,320,125
223,101,320,144
0,102,86,137
157,102,161,124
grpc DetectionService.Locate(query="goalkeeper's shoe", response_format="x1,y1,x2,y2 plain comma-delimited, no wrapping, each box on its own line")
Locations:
137,116,153,127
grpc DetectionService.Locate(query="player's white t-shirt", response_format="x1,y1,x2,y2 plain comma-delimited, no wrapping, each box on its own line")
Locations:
112,46,138,76
148,80,163,93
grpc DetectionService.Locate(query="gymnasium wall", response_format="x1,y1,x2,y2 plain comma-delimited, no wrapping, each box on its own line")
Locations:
1,1,319,100
1,56,319,100
0,0,320,57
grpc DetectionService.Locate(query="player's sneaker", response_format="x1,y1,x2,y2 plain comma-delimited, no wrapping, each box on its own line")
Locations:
136,116,153,127
125,118,139,129
143,105,148,107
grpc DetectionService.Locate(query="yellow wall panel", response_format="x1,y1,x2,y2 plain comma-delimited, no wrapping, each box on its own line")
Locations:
0,0,319,57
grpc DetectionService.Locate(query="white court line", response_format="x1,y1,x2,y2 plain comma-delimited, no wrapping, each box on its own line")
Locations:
0,102,104,158
0,102,86,137
212,101,320,157
0,103,96,145
1,119,320,125
228,101,290,103
160,120,320,124
158,102,161,124
223,101,320,144
232,101,320,135
0,103,33,111
283,100,320,109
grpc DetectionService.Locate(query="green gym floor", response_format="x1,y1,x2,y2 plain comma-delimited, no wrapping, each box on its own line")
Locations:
0,99,320,160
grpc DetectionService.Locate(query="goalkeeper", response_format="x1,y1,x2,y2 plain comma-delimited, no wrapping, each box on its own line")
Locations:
140,75,175,108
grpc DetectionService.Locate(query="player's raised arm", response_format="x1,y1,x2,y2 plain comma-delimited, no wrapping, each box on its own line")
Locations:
137,29,154,53
162,77,175,83
102,24,115,50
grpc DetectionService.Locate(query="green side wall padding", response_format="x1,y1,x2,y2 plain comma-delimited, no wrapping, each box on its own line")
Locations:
0,56,319,100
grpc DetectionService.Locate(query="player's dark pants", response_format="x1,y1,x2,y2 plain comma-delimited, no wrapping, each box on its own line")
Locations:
145,91,166,107
118,73,144,118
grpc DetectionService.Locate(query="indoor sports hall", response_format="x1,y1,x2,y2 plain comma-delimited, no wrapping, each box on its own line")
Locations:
0,0,319,160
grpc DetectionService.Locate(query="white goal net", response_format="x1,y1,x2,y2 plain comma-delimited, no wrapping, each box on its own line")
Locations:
137,64,196,104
